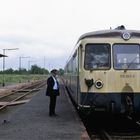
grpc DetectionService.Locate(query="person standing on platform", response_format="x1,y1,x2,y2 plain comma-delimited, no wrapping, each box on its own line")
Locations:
46,69,60,117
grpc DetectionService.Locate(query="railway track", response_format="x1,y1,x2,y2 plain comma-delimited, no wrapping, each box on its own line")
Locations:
82,113,140,140
0,80,46,111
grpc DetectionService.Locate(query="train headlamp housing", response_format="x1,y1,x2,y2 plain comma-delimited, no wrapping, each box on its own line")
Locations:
122,32,131,40
95,80,103,89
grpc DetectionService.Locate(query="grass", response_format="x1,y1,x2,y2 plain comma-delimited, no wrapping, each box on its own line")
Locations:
0,74,48,86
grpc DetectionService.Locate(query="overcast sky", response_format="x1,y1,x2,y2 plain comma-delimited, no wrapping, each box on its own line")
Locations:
0,0,140,71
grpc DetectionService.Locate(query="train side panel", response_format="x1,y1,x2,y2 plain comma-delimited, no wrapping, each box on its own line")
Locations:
64,49,79,105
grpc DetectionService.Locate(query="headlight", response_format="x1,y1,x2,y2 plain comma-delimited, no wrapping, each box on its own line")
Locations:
95,80,103,89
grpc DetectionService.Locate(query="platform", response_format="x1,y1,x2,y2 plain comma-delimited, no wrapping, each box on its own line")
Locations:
0,79,90,140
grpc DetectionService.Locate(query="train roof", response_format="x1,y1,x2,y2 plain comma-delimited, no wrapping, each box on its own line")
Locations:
78,25,140,42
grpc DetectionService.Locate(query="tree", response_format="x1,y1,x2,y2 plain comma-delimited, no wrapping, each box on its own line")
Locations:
30,65,49,74
5,68,13,74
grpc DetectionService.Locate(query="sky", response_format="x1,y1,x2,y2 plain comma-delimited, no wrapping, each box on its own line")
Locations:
0,0,140,71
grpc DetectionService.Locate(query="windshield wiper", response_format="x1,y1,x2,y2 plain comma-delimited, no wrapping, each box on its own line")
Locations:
124,56,139,72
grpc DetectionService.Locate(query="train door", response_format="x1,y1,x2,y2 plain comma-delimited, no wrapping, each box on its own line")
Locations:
77,45,83,106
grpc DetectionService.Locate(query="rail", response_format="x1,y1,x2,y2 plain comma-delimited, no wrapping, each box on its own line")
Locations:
0,80,46,110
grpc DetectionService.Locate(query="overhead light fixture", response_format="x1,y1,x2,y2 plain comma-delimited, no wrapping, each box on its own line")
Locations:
122,32,131,40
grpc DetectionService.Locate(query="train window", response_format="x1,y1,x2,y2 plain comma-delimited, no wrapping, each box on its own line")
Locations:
113,44,140,70
84,44,111,70
72,51,77,72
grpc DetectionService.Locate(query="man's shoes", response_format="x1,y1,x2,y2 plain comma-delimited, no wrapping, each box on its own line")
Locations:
53,113,59,116
49,113,59,117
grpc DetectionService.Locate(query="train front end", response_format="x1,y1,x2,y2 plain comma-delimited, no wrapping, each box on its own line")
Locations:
78,30,140,115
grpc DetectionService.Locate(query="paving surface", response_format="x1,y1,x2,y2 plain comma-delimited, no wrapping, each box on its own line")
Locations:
0,80,90,140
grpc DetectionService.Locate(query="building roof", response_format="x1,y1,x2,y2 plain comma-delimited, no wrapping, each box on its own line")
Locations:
0,54,7,57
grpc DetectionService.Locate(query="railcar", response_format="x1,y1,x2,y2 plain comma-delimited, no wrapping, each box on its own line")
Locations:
64,25,140,115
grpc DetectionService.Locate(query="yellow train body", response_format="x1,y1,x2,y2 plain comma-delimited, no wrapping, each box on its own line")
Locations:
65,26,140,114
79,38,140,93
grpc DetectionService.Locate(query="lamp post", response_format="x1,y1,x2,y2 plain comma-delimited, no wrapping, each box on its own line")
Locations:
28,60,37,82
2,48,19,86
19,56,30,71
28,60,37,71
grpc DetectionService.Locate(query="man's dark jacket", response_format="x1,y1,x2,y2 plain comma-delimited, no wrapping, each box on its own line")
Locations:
46,76,60,96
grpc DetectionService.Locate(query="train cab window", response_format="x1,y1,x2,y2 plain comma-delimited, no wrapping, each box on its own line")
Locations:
113,44,140,70
84,44,111,70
